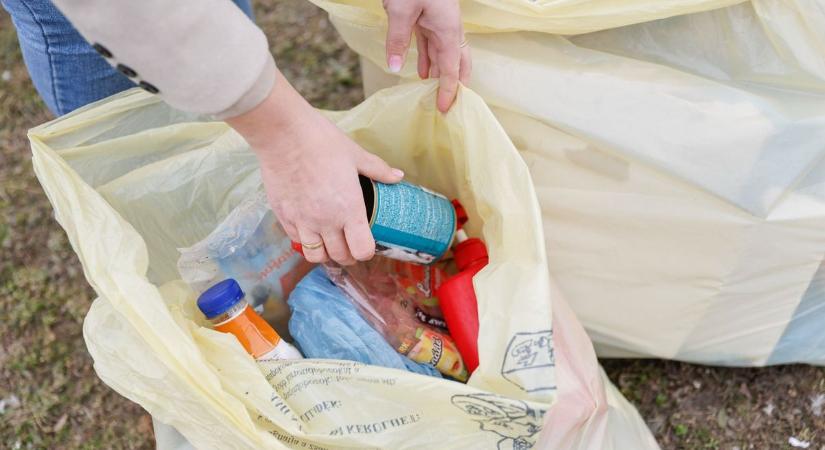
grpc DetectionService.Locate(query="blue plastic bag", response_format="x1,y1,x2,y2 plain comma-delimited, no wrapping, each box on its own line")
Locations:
288,267,441,378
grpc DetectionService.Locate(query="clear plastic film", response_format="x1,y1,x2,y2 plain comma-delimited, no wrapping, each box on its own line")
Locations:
177,190,313,340
323,259,468,381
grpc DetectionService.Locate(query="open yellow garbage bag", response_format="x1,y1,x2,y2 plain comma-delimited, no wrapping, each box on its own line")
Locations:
316,0,825,366
29,82,657,449
314,0,745,34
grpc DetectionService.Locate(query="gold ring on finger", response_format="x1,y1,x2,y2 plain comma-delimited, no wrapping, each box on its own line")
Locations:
301,240,324,250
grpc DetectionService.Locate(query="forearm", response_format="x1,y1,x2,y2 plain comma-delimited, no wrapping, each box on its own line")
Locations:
226,71,310,155
50,0,276,118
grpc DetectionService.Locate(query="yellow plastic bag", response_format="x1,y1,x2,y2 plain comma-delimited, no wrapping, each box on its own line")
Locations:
319,0,825,366
29,82,656,449
312,0,745,34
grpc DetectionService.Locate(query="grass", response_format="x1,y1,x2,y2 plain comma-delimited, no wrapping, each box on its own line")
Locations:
0,13,153,449
602,360,825,449
1,1,823,448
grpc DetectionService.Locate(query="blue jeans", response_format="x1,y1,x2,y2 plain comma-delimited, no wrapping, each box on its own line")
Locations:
1,0,254,116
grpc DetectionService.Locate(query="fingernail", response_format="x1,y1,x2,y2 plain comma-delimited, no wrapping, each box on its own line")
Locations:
388,55,403,73
392,168,405,178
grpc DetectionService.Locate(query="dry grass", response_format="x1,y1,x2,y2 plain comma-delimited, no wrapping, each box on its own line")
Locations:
0,1,823,449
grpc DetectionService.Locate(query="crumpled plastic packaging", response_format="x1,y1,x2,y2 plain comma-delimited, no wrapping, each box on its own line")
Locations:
288,266,442,378
322,258,469,381
177,190,313,340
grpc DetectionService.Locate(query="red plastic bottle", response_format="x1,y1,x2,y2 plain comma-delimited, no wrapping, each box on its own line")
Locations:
435,229,488,373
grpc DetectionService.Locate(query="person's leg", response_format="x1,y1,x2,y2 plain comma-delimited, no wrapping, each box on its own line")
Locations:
1,0,255,116
1,0,134,115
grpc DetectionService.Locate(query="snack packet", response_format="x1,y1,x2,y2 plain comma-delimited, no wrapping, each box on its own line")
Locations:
324,258,468,381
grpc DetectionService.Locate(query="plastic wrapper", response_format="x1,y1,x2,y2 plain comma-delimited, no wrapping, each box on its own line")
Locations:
288,267,442,378
177,190,313,340
323,258,467,381
349,255,450,330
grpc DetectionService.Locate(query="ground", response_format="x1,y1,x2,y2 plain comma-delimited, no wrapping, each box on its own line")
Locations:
0,1,823,449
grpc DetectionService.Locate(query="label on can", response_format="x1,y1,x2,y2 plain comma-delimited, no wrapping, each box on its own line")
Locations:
365,178,456,265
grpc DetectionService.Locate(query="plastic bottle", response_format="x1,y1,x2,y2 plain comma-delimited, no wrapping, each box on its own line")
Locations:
435,229,488,373
249,283,293,343
197,279,302,360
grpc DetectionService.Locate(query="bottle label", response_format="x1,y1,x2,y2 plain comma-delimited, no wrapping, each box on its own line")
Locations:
211,301,249,327
257,340,303,361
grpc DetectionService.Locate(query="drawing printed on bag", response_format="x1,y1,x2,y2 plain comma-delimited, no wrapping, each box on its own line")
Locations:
501,330,556,393
451,393,544,450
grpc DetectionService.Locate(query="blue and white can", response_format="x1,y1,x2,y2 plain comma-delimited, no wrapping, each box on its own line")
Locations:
360,175,456,265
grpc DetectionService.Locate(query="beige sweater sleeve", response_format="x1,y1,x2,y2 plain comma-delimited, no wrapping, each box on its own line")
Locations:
51,0,276,119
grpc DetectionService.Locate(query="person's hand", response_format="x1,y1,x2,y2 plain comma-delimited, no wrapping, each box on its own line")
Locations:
226,72,404,265
382,0,470,113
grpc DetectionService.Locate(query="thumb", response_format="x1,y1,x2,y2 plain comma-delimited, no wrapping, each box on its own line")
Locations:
357,151,404,184
385,4,417,73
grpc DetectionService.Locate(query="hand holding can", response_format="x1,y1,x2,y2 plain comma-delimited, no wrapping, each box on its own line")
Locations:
293,176,457,265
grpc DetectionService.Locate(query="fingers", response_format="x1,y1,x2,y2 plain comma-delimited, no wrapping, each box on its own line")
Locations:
416,29,430,79
435,37,461,113
322,229,356,265
298,227,361,266
383,0,468,112
356,150,404,184
459,44,472,85
428,38,440,79
280,219,300,243
385,2,418,73
344,217,376,262
295,195,376,265
297,228,328,263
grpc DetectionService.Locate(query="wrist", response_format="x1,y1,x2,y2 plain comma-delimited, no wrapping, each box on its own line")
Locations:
225,71,312,152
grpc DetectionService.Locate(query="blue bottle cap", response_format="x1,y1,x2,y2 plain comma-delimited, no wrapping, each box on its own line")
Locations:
197,279,245,319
